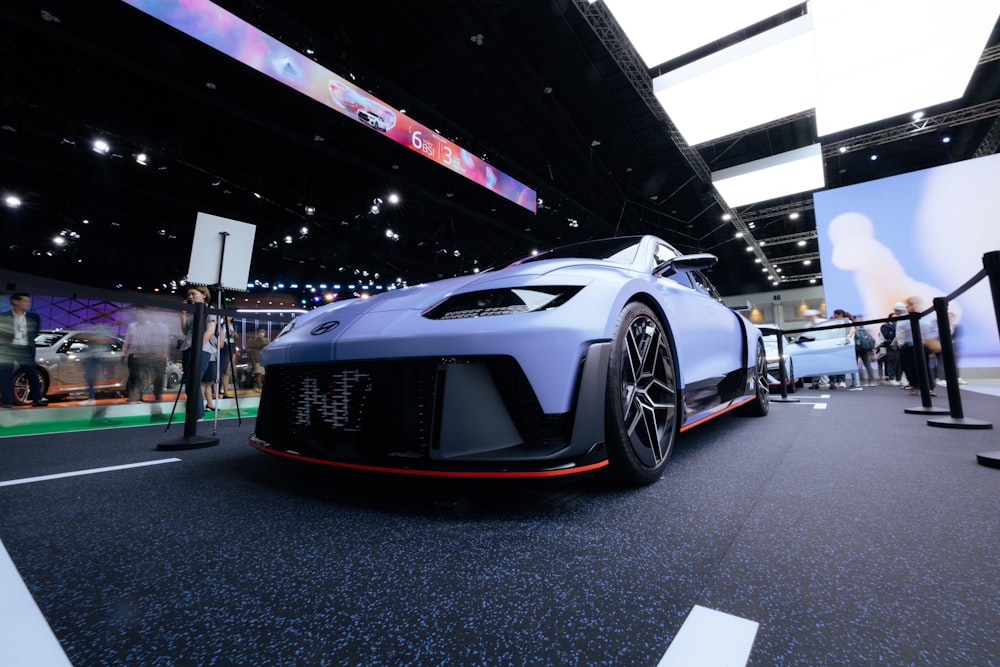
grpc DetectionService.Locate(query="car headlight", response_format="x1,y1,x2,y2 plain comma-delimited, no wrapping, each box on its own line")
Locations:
275,320,297,339
423,286,583,320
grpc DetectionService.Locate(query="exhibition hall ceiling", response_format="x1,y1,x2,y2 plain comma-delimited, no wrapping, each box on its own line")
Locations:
2,1,1000,299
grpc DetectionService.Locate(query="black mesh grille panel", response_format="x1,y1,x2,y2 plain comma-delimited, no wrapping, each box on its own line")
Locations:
254,356,571,469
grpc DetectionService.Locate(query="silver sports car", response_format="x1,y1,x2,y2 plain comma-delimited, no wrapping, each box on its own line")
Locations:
250,235,769,485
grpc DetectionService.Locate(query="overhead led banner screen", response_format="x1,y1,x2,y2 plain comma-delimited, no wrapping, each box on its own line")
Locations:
121,0,537,213
813,153,1000,368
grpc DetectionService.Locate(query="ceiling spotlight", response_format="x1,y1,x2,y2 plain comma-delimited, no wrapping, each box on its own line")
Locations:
252,192,262,199
4,195,22,208
721,213,732,221
803,259,812,265
387,193,400,205
92,139,110,154
870,154,878,161
838,146,848,153
299,226,309,235
745,246,753,252
284,235,293,244
134,152,148,165
304,205,316,215
53,236,66,246
470,33,484,45
798,240,807,246
789,212,799,220
912,111,925,120
734,231,743,238
940,134,951,144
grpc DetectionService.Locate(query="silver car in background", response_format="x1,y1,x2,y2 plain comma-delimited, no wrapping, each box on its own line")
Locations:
11,330,129,405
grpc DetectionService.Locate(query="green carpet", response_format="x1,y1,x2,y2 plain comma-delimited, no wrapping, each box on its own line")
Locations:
0,405,257,437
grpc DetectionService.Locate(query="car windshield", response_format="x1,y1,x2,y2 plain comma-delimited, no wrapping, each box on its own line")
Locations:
519,237,642,266
34,332,65,348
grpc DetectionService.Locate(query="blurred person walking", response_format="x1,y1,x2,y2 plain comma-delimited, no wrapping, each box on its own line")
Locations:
123,306,171,403
245,327,269,392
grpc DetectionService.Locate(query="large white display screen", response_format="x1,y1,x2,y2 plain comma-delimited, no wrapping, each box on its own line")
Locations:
121,0,537,213
814,153,1000,368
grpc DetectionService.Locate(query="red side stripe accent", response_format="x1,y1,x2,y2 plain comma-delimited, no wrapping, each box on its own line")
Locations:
678,396,755,432
249,441,609,478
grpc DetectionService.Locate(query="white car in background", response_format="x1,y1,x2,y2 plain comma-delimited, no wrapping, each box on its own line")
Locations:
783,317,860,380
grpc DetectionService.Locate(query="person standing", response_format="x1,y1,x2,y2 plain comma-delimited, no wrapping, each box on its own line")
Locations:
892,296,938,396
0,293,48,407
880,309,901,385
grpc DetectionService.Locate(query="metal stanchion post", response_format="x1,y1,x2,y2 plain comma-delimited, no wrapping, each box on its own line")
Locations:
157,300,220,450
927,296,990,430
768,329,798,404
904,309,949,416
975,251,1000,466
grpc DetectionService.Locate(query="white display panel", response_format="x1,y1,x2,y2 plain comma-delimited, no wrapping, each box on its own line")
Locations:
186,212,256,292
814,153,1000,366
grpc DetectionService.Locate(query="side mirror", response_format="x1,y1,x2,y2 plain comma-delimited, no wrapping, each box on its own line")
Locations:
67,342,88,354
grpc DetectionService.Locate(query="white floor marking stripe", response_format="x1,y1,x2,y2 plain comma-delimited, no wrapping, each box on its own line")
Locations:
813,403,828,410
0,538,73,667
657,605,759,667
0,458,181,488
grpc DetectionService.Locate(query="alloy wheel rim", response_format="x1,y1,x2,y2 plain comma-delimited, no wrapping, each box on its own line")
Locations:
620,315,676,468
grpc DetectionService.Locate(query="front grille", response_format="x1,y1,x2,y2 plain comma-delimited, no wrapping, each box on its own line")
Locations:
254,356,571,468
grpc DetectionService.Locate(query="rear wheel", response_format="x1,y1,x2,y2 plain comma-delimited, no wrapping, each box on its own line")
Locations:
738,340,770,417
605,302,678,486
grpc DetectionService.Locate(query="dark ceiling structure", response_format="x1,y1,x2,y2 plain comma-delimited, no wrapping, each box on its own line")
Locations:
3,1,1000,300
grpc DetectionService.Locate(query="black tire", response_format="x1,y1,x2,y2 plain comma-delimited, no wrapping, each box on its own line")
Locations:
166,373,180,390
12,369,47,406
738,340,770,417
605,302,679,486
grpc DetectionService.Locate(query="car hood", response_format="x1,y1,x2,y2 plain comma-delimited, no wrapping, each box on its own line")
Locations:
262,258,632,365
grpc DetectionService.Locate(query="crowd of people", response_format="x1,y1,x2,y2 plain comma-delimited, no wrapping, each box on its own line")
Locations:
802,296,962,395
0,290,271,411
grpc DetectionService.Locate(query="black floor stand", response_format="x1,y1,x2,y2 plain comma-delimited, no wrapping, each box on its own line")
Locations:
976,452,1000,469
767,332,798,404
157,302,219,451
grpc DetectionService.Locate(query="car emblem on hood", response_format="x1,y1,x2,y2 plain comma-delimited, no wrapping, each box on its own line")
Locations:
310,321,340,335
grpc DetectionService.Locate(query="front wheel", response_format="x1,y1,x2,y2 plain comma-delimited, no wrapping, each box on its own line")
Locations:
12,369,48,406
605,302,679,486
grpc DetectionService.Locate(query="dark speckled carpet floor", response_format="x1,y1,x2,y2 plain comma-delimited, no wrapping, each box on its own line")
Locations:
2,385,999,666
